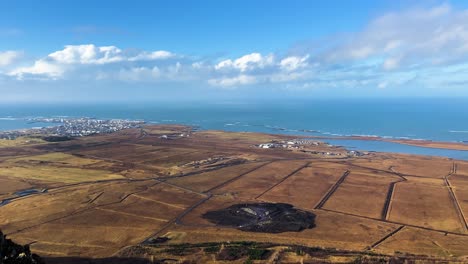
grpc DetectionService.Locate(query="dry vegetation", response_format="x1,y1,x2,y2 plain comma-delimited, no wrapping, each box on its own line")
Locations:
0,137,45,148
0,124,468,263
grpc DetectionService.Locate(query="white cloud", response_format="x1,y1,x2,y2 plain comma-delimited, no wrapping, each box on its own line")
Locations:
0,51,22,67
215,53,274,72
378,82,388,89
382,57,400,70
208,75,257,87
9,45,176,78
6,3,468,94
128,50,175,61
10,60,64,79
326,3,468,66
48,45,123,64
46,44,174,65
280,55,309,71
117,66,161,81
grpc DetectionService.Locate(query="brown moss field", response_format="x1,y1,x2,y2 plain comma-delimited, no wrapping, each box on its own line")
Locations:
167,162,268,193
259,166,346,210
388,181,465,232
322,171,400,219
1,125,468,263
375,227,468,257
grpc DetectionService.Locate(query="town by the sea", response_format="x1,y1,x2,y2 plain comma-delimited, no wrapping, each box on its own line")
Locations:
1,98,468,160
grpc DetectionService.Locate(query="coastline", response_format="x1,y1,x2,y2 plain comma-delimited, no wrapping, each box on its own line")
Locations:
301,135,468,151
1,118,468,160
2,123,468,261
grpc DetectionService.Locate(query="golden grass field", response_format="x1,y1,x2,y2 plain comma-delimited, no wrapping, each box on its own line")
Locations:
1,125,468,263
0,137,45,148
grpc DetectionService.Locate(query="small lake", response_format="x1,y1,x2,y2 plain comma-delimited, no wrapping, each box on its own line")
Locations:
0,189,47,207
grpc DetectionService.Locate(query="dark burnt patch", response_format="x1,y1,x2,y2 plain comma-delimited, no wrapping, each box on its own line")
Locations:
202,203,315,233
41,135,74,142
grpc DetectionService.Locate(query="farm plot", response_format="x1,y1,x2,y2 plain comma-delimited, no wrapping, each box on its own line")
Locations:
171,208,399,252
386,157,452,178
0,165,123,183
388,181,464,232
0,176,35,195
213,160,309,199
3,179,203,258
0,180,153,234
322,171,400,219
259,166,347,210
375,227,468,257
141,151,219,168
167,162,268,193
5,152,103,167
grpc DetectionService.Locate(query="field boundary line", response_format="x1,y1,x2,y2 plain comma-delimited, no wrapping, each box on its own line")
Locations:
156,179,207,196
431,240,452,257
131,194,186,209
255,161,312,200
95,207,168,222
366,225,405,250
88,192,104,204
319,208,468,237
314,170,350,209
159,160,269,180
381,177,407,220
203,161,275,193
6,181,161,236
444,163,468,233
140,194,213,244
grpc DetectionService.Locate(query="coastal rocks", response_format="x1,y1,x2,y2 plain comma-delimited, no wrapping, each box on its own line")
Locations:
0,230,44,264
202,203,316,233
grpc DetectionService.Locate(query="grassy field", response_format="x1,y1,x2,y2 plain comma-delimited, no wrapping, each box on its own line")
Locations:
214,160,309,199
0,137,45,148
167,162,267,192
6,152,101,165
260,166,346,210
323,172,400,219
0,152,124,183
1,125,468,262
388,181,465,232
375,226,468,257
0,166,123,183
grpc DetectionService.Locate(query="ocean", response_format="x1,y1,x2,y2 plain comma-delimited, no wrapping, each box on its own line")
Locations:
1,98,468,159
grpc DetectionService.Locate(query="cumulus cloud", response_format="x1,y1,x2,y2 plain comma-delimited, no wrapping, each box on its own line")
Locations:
6,3,468,94
47,44,175,65
382,57,400,70
9,44,176,78
280,55,309,71
215,53,274,72
0,51,22,67
326,3,468,68
208,75,257,87
11,60,64,79
48,45,124,64
129,50,175,61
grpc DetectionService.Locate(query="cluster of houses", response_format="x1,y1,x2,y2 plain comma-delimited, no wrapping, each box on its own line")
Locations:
159,133,190,140
300,149,366,157
256,139,367,157
180,156,228,168
256,139,322,150
0,118,146,140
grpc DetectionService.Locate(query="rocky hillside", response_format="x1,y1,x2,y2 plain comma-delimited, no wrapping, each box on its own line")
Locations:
0,230,44,264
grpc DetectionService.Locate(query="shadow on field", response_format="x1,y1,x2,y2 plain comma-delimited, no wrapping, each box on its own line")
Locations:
44,257,153,264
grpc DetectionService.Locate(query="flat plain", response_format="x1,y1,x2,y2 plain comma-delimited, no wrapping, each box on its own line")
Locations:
1,125,468,263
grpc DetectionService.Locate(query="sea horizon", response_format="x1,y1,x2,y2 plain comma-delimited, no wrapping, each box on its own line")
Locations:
2,98,468,160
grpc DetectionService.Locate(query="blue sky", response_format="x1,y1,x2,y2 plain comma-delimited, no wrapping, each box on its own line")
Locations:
1,0,468,102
